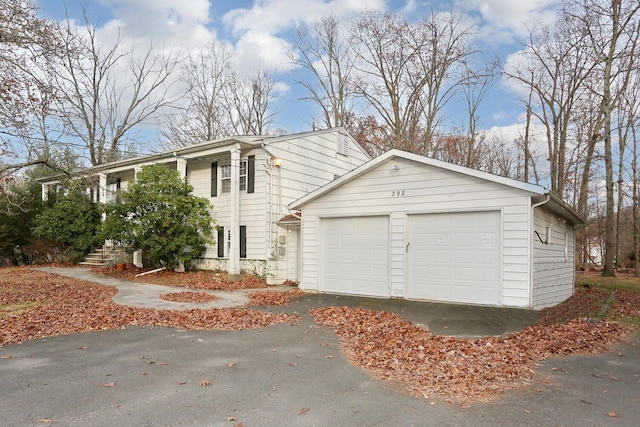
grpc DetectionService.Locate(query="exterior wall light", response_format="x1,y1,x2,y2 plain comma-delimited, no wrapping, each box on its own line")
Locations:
274,158,282,167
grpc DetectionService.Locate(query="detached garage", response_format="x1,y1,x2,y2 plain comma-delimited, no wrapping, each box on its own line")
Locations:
290,150,584,310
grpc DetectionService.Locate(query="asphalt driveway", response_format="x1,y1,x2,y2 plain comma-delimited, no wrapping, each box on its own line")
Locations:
1,310,638,426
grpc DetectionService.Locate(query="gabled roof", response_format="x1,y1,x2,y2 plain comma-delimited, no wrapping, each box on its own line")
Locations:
290,149,584,225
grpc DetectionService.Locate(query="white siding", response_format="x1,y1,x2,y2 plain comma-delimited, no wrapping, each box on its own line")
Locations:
187,129,368,281
299,158,534,307
531,207,575,309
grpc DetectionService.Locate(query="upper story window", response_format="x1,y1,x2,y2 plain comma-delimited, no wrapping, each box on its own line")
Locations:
221,160,248,193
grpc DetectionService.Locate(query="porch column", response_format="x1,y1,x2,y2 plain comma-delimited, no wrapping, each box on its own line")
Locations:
41,183,48,202
176,157,187,179
228,143,241,276
99,173,108,204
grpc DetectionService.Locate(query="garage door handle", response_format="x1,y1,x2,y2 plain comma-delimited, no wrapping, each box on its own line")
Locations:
406,242,410,253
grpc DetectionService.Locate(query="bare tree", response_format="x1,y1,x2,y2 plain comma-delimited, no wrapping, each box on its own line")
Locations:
161,40,234,148
227,68,276,135
290,14,355,128
349,11,423,151
505,11,596,198
459,58,499,168
575,0,640,276
413,10,476,156
52,6,181,165
0,0,64,178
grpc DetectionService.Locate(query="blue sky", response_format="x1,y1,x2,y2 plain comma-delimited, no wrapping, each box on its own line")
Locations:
37,0,562,140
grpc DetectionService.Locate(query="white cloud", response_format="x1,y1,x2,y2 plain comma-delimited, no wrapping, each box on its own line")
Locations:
97,0,213,46
461,0,560,43
222,0,386,74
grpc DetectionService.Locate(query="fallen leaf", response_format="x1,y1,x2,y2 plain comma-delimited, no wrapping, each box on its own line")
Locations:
200,379,211,386
36,419,51,424
607,411,618,417
227,417,236,421
325,355,333,359
234,423,243,427
609,376,619,381
300,407,310,415
227,363,236,368
103,382,115,387
179,382,187,385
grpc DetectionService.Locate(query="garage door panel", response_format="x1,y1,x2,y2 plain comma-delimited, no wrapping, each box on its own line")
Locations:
320,216,389,297
408,211,501,305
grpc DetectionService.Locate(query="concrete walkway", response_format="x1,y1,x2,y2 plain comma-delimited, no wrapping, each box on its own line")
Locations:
35,267,278,310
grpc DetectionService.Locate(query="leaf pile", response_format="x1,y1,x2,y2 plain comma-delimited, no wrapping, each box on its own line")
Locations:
609,290,640,318
310,306,633,403
247,289,306,306
94,267,269,290
159,291,218,303
537,286,611,325
0,268,298,346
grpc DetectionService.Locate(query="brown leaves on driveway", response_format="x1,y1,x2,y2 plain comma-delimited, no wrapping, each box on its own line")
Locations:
0,268,298,346
310,306,633,404
246,289,306,306
159,291,218,303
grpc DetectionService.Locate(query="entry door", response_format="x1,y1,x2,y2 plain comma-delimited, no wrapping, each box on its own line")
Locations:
320,216,390,297
407,211,501,305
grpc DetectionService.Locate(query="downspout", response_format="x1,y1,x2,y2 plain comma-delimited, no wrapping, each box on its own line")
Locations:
529,194,551,308
261,143,278,261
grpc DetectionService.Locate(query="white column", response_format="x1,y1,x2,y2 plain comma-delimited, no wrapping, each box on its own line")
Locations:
176,157,187,179
99,173,108,204
41,183,48,202
228,144,241,275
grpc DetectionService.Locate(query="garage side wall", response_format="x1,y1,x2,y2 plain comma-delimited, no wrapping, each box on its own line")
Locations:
299,158,534,307
532,207,575,309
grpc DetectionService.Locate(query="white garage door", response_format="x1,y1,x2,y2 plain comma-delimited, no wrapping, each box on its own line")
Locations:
320,216,389,297
407,211,501,305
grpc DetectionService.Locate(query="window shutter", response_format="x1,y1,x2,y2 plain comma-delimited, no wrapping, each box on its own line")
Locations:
211,162,217,197
247,155,255,193
217,227,224,257
240,225,247,259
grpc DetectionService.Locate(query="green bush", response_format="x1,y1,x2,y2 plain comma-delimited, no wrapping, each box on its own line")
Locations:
33,187,100,262
100,164,215,270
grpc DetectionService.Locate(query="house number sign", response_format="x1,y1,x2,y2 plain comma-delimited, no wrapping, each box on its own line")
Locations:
391,190,405,197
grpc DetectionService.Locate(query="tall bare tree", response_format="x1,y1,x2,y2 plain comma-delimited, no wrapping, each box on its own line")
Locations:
576,0,640,276
0,0,64,177
413,10,476,156
227,68,276,135
349,11,424,150
52,6,181,165
505,10,596,198
290,14,355,129
161,40,234,148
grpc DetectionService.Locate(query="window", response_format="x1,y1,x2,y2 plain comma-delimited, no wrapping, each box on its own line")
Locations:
240,225,247,259
239,161,247,191
221,164,231,193
217,227,225,258
220,160,249,193
211,162,218,197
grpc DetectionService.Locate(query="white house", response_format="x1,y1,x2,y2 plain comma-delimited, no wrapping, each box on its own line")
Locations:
40,128,370,283
289,149,584,310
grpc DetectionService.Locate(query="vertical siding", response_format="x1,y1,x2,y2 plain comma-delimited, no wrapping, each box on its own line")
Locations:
299,158,533,307
532,207,575,309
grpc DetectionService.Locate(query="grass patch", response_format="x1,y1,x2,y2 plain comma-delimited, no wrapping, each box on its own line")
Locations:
576,271,640,292
0,301,40,315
